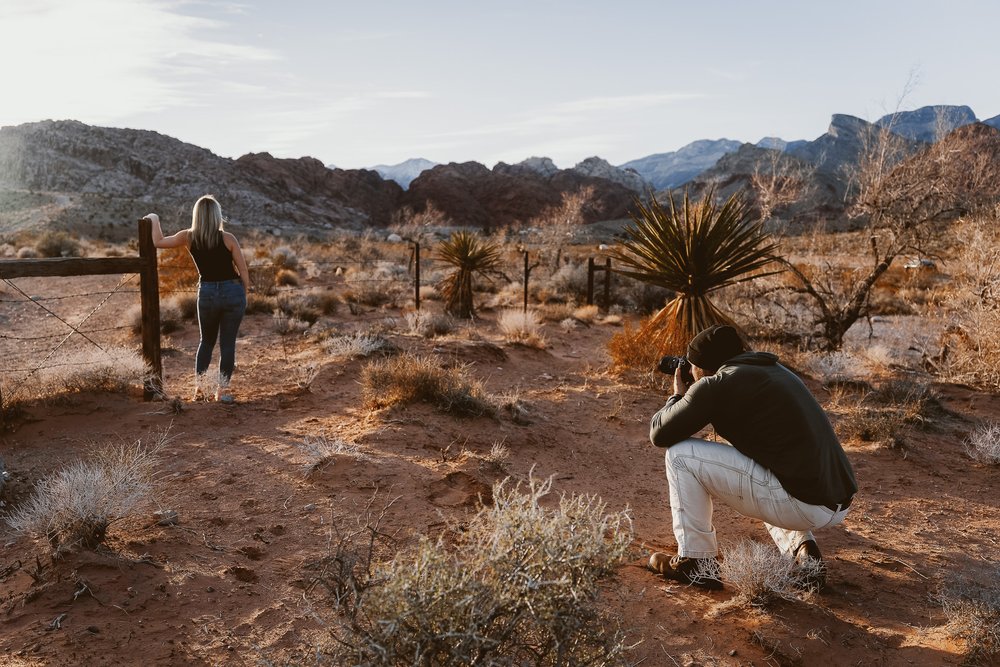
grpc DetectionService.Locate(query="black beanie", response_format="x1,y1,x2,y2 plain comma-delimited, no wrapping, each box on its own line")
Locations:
687,325,745,372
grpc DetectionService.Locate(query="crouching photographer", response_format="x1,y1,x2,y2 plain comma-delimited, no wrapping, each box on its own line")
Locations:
647,325,857,591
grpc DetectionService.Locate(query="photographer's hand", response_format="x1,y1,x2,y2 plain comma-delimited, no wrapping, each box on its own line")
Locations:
673,366,689,396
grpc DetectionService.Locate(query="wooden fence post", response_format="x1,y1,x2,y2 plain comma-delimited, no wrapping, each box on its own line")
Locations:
523,251,530,313
587,257,595,306
138,218,163,400
603,257,612,309
413,241,421,311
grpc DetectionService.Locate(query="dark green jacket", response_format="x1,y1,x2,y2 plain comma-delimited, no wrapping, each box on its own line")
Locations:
649,351,857,506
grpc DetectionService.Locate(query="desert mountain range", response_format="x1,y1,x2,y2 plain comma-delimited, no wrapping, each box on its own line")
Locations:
0,105,998,239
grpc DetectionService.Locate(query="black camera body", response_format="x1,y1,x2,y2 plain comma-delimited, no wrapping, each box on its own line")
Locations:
657,355,694,384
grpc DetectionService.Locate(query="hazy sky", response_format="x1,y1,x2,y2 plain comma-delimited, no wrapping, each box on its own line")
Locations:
3,0,999,169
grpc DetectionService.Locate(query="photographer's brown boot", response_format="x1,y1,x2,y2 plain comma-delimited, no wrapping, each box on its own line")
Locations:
648,552,723,590
793,539,827,592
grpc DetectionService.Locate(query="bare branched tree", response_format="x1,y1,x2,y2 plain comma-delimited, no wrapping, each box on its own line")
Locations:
529,186,595,269
782,122,1000,349
750,149,817,222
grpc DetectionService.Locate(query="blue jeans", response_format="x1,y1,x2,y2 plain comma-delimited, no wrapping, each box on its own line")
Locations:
196,279,246,386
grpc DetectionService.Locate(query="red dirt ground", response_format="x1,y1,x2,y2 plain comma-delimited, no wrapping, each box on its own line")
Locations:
1,277,997,666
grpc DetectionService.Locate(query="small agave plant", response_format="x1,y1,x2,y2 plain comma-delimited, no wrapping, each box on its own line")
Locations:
609,188,779,357
437,230,501,318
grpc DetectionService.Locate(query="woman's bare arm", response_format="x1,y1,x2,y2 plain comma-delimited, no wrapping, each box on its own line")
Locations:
143,214,189,249
224,233,252,292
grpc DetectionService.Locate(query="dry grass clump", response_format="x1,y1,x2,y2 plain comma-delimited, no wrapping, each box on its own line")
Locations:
830,379,940,448
271,245,299,270
295,287,339,316
938,566,1000,665
5,346,151,407
296,436,365,477
361,353,496,417
326,331,395,359
496,308,546,348
715,540,819,609
165,293,198,320
5,437,162,553
965,422,1000,464
404,310,455,338
306,475,633,666
477,440,511,475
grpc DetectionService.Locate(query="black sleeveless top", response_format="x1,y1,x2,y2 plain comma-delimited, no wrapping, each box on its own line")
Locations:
189,237,239,282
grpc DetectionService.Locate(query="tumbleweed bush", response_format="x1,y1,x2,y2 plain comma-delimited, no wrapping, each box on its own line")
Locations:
6,436,162,552
717,539,818,608
312,474,633,666
965,421,1000,464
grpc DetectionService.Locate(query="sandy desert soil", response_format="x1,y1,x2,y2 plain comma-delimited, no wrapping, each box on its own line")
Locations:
0,272,998,666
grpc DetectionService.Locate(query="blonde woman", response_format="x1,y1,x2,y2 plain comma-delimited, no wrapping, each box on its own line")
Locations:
143,195,250,402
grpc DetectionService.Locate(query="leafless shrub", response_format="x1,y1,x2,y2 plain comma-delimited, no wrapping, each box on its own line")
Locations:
343,265,406,308
305,474,633,666
965,422,1000,464
715,539,817,609
325,331,395,359
5,435,164,553
496,308,546,348
297,287,339,316
404,310,455,338
938,566,1000,665
361,353,496,417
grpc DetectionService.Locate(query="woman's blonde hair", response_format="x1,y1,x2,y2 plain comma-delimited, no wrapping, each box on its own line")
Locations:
190,195,224,249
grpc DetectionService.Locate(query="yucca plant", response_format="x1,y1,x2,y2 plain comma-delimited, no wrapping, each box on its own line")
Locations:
609,188,779,358
437,230,502,318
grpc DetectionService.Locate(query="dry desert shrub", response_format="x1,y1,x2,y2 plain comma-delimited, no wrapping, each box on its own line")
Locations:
906,216,1000,389
271,245,299,270
5,437,162,553
361,353,496,417
938,566,1000,665
608,318,662,375
343,265,407,308
496,308,546,348
477,440,511,475
275,268,300,286
124,300,184,335
305,474,633,666
5,346,151,407
573,304,600,323
165,292,198,320
404,310,455,338
34,230,82,258
271,310,311,336
715,539,820,609
157,246,199,295
326,331,395,359
16,245,39,259
964,422,1000,464
296,287,339,316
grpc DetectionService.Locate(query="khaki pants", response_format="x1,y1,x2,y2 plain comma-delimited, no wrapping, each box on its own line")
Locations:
664,438,850,558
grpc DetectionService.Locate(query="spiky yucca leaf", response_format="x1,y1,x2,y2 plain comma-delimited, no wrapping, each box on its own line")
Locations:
437,230,502,318
609,189,779,359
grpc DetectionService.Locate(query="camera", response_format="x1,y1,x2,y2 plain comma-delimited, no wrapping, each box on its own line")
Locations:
657,355,694,384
